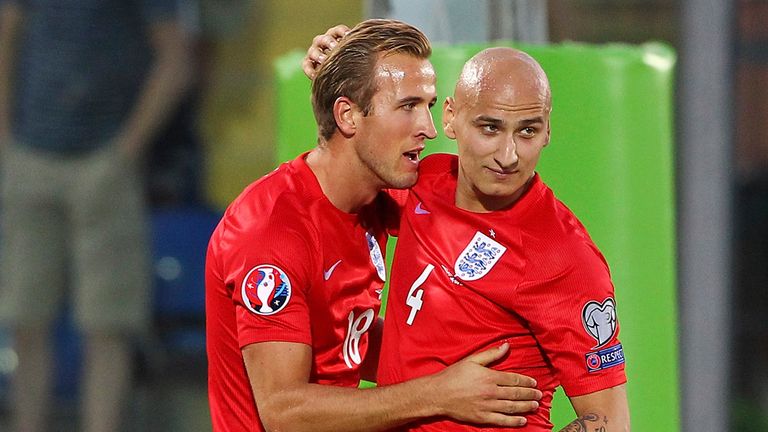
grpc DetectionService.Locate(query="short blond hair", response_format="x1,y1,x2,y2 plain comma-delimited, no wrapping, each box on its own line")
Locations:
311,19,431,140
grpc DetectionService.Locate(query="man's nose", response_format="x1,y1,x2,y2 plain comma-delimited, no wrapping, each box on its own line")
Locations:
494,137,519,169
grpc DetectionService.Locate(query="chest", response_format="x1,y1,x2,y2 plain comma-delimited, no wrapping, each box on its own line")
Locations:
307,214,387,323
399,200,526,301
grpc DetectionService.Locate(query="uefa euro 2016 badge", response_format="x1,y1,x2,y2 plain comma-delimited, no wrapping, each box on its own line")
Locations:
582,298,618,348
241,264,292,316
454,231,507,281
366,231,386,282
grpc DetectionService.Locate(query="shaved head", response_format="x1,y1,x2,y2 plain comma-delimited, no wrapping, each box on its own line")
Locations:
443,47,553,212
454,47,551,110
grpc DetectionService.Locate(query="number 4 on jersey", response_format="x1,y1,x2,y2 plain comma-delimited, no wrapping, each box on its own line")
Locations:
406,264,434,325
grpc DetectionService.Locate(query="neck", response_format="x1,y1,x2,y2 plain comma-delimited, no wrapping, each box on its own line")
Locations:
455,175,534,213
305,140,382,213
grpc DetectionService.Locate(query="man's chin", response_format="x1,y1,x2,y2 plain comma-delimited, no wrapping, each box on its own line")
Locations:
387,172,418,189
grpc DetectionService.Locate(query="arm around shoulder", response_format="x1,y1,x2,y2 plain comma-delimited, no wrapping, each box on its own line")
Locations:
243,340,438,432
243,341,542,432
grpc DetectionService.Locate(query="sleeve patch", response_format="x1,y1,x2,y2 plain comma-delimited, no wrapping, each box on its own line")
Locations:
585,343,625,372
241,265,292,316
582,297,617,348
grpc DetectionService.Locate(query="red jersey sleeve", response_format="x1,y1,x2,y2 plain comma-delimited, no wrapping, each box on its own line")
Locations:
514,242,627,397
218,199,317,349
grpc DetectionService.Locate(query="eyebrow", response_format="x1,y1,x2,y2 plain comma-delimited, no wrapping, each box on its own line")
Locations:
472,115,545,126
397,96,438,106
519,117,545,126
473,115,503,125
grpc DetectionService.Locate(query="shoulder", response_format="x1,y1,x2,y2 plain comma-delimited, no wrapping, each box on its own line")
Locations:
411,153,457,195
215,163,319,248
420,153,457,176
522,182,610,277
208,167,321,286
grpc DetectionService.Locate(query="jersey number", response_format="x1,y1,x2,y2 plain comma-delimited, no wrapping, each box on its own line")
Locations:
406,264,434,326
343,308,374,369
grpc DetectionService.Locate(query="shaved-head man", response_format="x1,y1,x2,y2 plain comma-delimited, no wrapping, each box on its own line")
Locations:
306,33,630,430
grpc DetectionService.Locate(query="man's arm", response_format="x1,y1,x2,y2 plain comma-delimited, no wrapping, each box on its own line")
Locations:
113,16,193,159
0,0,22,142
558,384,630,432
243,341,542,432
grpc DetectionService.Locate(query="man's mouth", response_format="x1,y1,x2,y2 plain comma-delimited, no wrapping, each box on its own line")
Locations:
486,166,519,176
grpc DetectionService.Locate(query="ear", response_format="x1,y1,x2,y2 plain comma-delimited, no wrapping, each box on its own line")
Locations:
333,96,356,137
543,114,552,147
443,97,457,139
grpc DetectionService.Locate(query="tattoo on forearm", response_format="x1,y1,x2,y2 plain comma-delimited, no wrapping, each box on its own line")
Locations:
559,413,608,432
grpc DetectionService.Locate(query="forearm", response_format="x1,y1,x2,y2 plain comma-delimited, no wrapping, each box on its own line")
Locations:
115,23,192,154
561,384,630,432
559,412,613,432
247,341,540,431
0,2,22,139
259,374,441,432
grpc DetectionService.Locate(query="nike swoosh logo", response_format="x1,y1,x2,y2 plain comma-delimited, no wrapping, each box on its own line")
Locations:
414,202,431,215
323,260,342,281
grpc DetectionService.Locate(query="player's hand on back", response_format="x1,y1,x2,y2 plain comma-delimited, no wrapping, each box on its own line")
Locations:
302,24,350,79
426,343,542,427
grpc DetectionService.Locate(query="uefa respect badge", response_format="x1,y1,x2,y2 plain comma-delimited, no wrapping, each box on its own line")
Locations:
585,343,625,373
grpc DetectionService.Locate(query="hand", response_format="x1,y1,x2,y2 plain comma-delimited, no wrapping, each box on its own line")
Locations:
428,343,542,427
302,24,350,79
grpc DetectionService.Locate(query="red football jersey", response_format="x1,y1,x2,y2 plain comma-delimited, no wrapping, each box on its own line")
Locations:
206,154,396,431
378,154,627,431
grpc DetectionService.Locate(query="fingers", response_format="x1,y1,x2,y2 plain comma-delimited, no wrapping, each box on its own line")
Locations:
491,399,539,415
301,56,319,80
478,412,529,428
496,387,542,406
496,384,542,402
464,342,509,366
312,26,348,59
313,34,339,55
302,26,349,79
326,24,350,40
488,369,538,390
476,400,538,427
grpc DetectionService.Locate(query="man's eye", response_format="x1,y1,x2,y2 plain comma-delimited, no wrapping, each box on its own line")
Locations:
402,103,416,111
520,127,536,137
482,124,498,133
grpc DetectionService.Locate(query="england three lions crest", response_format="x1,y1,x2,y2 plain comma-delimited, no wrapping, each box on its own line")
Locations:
366,231,386,282
454,231,506,281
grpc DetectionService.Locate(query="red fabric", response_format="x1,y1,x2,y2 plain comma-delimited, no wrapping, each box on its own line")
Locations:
206,153,391,431
378,153,627,431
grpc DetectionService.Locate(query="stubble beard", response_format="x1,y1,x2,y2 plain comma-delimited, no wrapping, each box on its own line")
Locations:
359,149,416,190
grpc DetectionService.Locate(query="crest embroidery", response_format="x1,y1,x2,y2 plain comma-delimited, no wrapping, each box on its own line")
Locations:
454,231,506,281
